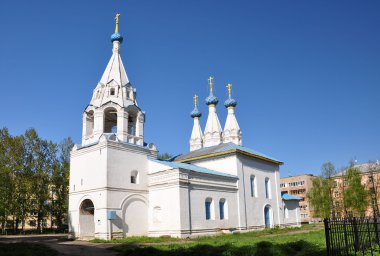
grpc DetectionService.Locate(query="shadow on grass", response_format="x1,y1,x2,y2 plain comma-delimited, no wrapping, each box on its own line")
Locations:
112,240,325,256
0,242,58,256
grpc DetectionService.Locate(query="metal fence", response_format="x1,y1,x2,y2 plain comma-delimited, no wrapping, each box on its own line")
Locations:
324,217,380,256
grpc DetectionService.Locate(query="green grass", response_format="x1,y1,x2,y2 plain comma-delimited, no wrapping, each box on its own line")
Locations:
92,235,181,244
103,224,326,256
0,243,58,256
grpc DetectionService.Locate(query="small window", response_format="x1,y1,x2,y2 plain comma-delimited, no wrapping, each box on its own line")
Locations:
131,170,139,184
250,175,256,197
219,199,228,220
110,88,115,96
265,178,271,199
153,206,162,223
205,198,214,220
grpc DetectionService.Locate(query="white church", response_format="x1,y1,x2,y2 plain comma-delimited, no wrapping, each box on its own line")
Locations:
68,15,301,240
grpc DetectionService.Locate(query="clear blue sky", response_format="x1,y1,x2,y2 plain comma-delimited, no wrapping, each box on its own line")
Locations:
0,0,379,176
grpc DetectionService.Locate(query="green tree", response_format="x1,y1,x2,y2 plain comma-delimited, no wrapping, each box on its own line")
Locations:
307,162,337,218
157,153,173,160
367,161,380,217
343,162,368,217
0,128,15,232
51,137,74,228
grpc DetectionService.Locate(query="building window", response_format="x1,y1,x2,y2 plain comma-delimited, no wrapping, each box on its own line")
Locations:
131,170,139,184
265,178,271,199
205,198,214,220
85,110,94,137
219,199,227,220
153,206,162,223
250,175,256,197
110,88,115,96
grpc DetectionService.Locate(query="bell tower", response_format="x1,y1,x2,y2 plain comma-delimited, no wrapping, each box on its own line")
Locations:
82,13,145,146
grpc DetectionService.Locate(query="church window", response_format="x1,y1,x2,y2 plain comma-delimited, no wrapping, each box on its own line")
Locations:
219,199,228,220
153,206,162,223
127,114,137,136
131,170,139,184
205,198,214,220
250,175,257,197
265,178,271,199
85,110,94,137
110,88,115,96
104,108,118,133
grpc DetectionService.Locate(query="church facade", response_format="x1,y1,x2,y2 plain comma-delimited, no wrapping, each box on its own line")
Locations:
68,15,301,240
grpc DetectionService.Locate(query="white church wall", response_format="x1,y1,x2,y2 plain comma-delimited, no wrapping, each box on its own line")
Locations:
282,200,301,227
188,185,239,235
188,155,238,176
238,155,281,228
148,169,185,237
70,143,108,193
106,141,150,190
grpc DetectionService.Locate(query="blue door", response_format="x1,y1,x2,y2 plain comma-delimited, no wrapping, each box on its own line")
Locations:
264,207,270,228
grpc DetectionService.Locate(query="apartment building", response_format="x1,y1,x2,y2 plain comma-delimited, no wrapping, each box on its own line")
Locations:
280,174,317,223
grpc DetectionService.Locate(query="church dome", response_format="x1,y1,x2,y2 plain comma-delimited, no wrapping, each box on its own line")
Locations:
224,98,237,108
205,93,219,106
111,32,123,43
190,106,202,118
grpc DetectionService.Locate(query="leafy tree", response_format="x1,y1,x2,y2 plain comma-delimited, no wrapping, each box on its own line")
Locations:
0,128,15,232
367,161,380,217
157,153,173,160
51,137,74,228
307,162,337,218
343,162,368,217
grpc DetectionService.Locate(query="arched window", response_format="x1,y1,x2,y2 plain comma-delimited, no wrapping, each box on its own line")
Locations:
219,199,228,220
153,206,162,223
265,178,271,199
205,198,214,220
131,170,139,184
250,175,257,197
128,114,136,136
264,205,271,228
104,108,118,133
85,110,94,137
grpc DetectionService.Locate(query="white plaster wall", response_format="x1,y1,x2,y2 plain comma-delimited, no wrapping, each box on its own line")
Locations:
189,186,239,234
148,185,182,236
189,155,238,176
282,200,301,227
188,154,282,230
238,155,282,228
69,140,153,239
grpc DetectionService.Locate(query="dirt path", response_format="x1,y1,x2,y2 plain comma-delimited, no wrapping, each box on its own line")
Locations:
0,234,118,256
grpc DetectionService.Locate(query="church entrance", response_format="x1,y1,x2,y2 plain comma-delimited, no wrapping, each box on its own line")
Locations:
264,206,271,228
123,198,148,236
79,199,95,238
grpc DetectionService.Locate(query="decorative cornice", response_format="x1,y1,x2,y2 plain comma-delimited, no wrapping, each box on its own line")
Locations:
176,149,283,165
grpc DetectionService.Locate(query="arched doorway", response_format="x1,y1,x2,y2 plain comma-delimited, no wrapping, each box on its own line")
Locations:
264,206,271,228
122,198,148,236
79,199,95,238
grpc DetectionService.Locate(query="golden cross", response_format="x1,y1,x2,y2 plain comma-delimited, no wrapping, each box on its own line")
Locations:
208,76,214,93
193,95,198,107
227,83,232,97
115,13,121,33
